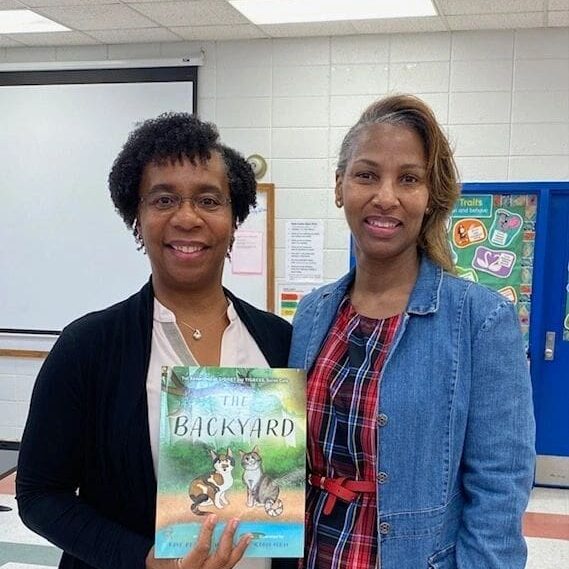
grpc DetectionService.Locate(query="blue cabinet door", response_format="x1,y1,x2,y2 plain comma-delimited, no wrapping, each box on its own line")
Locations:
533,190,569,487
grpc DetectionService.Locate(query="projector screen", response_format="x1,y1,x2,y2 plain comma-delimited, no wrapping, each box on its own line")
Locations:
0,67,197,332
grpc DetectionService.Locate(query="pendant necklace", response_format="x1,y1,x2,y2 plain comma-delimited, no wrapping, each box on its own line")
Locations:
179,302,228,341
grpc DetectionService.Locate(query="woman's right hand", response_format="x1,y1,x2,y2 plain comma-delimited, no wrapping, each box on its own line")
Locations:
146,515,252,569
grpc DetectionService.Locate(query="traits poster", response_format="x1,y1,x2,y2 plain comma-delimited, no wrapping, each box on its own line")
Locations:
448,194,537,349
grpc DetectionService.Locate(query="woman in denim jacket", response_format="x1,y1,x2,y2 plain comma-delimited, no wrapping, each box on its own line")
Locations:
288,95,535,569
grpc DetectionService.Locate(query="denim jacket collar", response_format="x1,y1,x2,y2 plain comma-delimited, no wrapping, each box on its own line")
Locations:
295,256,443,371
319,254,443,316
406,255,443,315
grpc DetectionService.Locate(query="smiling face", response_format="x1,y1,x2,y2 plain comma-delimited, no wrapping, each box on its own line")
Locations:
336,123,430,271
137,152,234,296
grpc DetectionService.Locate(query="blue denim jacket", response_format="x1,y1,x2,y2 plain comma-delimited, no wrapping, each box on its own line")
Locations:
289,256,535,569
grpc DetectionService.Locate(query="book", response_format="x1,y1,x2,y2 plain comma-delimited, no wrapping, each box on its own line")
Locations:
155,366,307,558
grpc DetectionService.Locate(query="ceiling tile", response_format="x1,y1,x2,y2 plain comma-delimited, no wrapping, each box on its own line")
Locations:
351,17,446,34
446,12,544,30
549,11,569,26
7,30,100,45
22,0,114,6
35,4,157,30
172,24,267,40
88,26,183,43
260,21,357,38
122,0,197,2
130,0,248,27
0,0,27,8
437,0,545,15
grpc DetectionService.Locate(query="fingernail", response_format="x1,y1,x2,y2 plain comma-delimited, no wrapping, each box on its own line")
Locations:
208,514,217,527
246,534,254,544
231,517,239,530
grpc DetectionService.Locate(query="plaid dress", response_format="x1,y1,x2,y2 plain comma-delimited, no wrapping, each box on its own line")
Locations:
302,298,401,569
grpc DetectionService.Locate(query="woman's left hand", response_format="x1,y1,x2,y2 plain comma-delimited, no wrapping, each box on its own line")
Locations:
146,515,252,569
181,514,252,569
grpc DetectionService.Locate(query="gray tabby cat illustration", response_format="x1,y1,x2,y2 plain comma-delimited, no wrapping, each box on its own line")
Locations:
239,445,283,517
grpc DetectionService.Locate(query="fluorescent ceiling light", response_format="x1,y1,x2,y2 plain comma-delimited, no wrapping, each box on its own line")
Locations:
229,0,436,25
0,10,69,34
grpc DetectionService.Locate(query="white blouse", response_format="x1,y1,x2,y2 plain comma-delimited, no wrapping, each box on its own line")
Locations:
146,297,269,475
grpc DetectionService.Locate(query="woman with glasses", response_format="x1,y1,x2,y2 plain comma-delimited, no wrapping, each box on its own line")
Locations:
16,114,291,569
288,95,535,569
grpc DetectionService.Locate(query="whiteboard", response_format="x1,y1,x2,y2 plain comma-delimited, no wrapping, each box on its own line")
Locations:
0,70,197,332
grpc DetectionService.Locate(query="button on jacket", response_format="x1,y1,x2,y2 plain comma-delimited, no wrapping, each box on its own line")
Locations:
289,256,535,569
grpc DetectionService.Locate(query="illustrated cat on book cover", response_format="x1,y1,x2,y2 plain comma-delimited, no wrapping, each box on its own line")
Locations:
188,448,235,516
239,445,283,517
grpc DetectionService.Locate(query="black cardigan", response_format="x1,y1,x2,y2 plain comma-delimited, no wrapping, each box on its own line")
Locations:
16,281,292,569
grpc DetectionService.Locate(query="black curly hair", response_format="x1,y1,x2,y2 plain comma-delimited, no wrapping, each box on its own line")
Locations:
109,112,257,231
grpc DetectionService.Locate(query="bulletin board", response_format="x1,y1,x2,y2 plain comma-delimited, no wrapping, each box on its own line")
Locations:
448,191,536,350
223,183,275,312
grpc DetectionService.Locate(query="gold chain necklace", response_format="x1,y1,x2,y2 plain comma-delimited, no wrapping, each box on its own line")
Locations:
179,302,228,341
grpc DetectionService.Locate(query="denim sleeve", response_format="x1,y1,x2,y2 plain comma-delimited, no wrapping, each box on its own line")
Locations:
456,300,536,569
16,328,153,569
288,293,315,369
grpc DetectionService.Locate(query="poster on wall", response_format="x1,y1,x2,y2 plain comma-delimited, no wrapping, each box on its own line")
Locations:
277,284,318,322
448,194,537,350
285,220,324,283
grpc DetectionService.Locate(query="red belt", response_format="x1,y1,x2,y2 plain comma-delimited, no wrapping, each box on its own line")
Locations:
308,474,376,515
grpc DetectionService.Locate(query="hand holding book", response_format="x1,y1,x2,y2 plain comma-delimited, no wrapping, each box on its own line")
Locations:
146,514,252,569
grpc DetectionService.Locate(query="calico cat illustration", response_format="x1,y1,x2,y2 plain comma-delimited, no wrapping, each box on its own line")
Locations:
239,446,283,517
188,448,234,516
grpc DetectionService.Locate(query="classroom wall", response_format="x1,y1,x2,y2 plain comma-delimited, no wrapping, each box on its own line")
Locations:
1,27,568,441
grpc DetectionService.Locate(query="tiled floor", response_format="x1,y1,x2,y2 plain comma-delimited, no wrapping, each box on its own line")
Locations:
1,472,568,568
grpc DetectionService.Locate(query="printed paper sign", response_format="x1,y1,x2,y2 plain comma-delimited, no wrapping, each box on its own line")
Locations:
488,208,523,248
473,246,516,279
452,195,493,218
452,218,487,248
456,267,478,282
231,231,263,275
498,286,517,304
278,284,317,322
285,220,324,283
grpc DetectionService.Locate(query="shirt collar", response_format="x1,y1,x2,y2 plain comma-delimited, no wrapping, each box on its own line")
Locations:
153,297,237,323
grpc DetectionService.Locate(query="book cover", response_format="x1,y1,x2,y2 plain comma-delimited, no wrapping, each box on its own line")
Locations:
155,366,307,558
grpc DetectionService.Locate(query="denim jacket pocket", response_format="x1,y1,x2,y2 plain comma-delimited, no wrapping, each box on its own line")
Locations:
427,544,456,569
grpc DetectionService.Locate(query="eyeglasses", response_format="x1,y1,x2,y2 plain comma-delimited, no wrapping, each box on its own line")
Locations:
140,192,232,214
